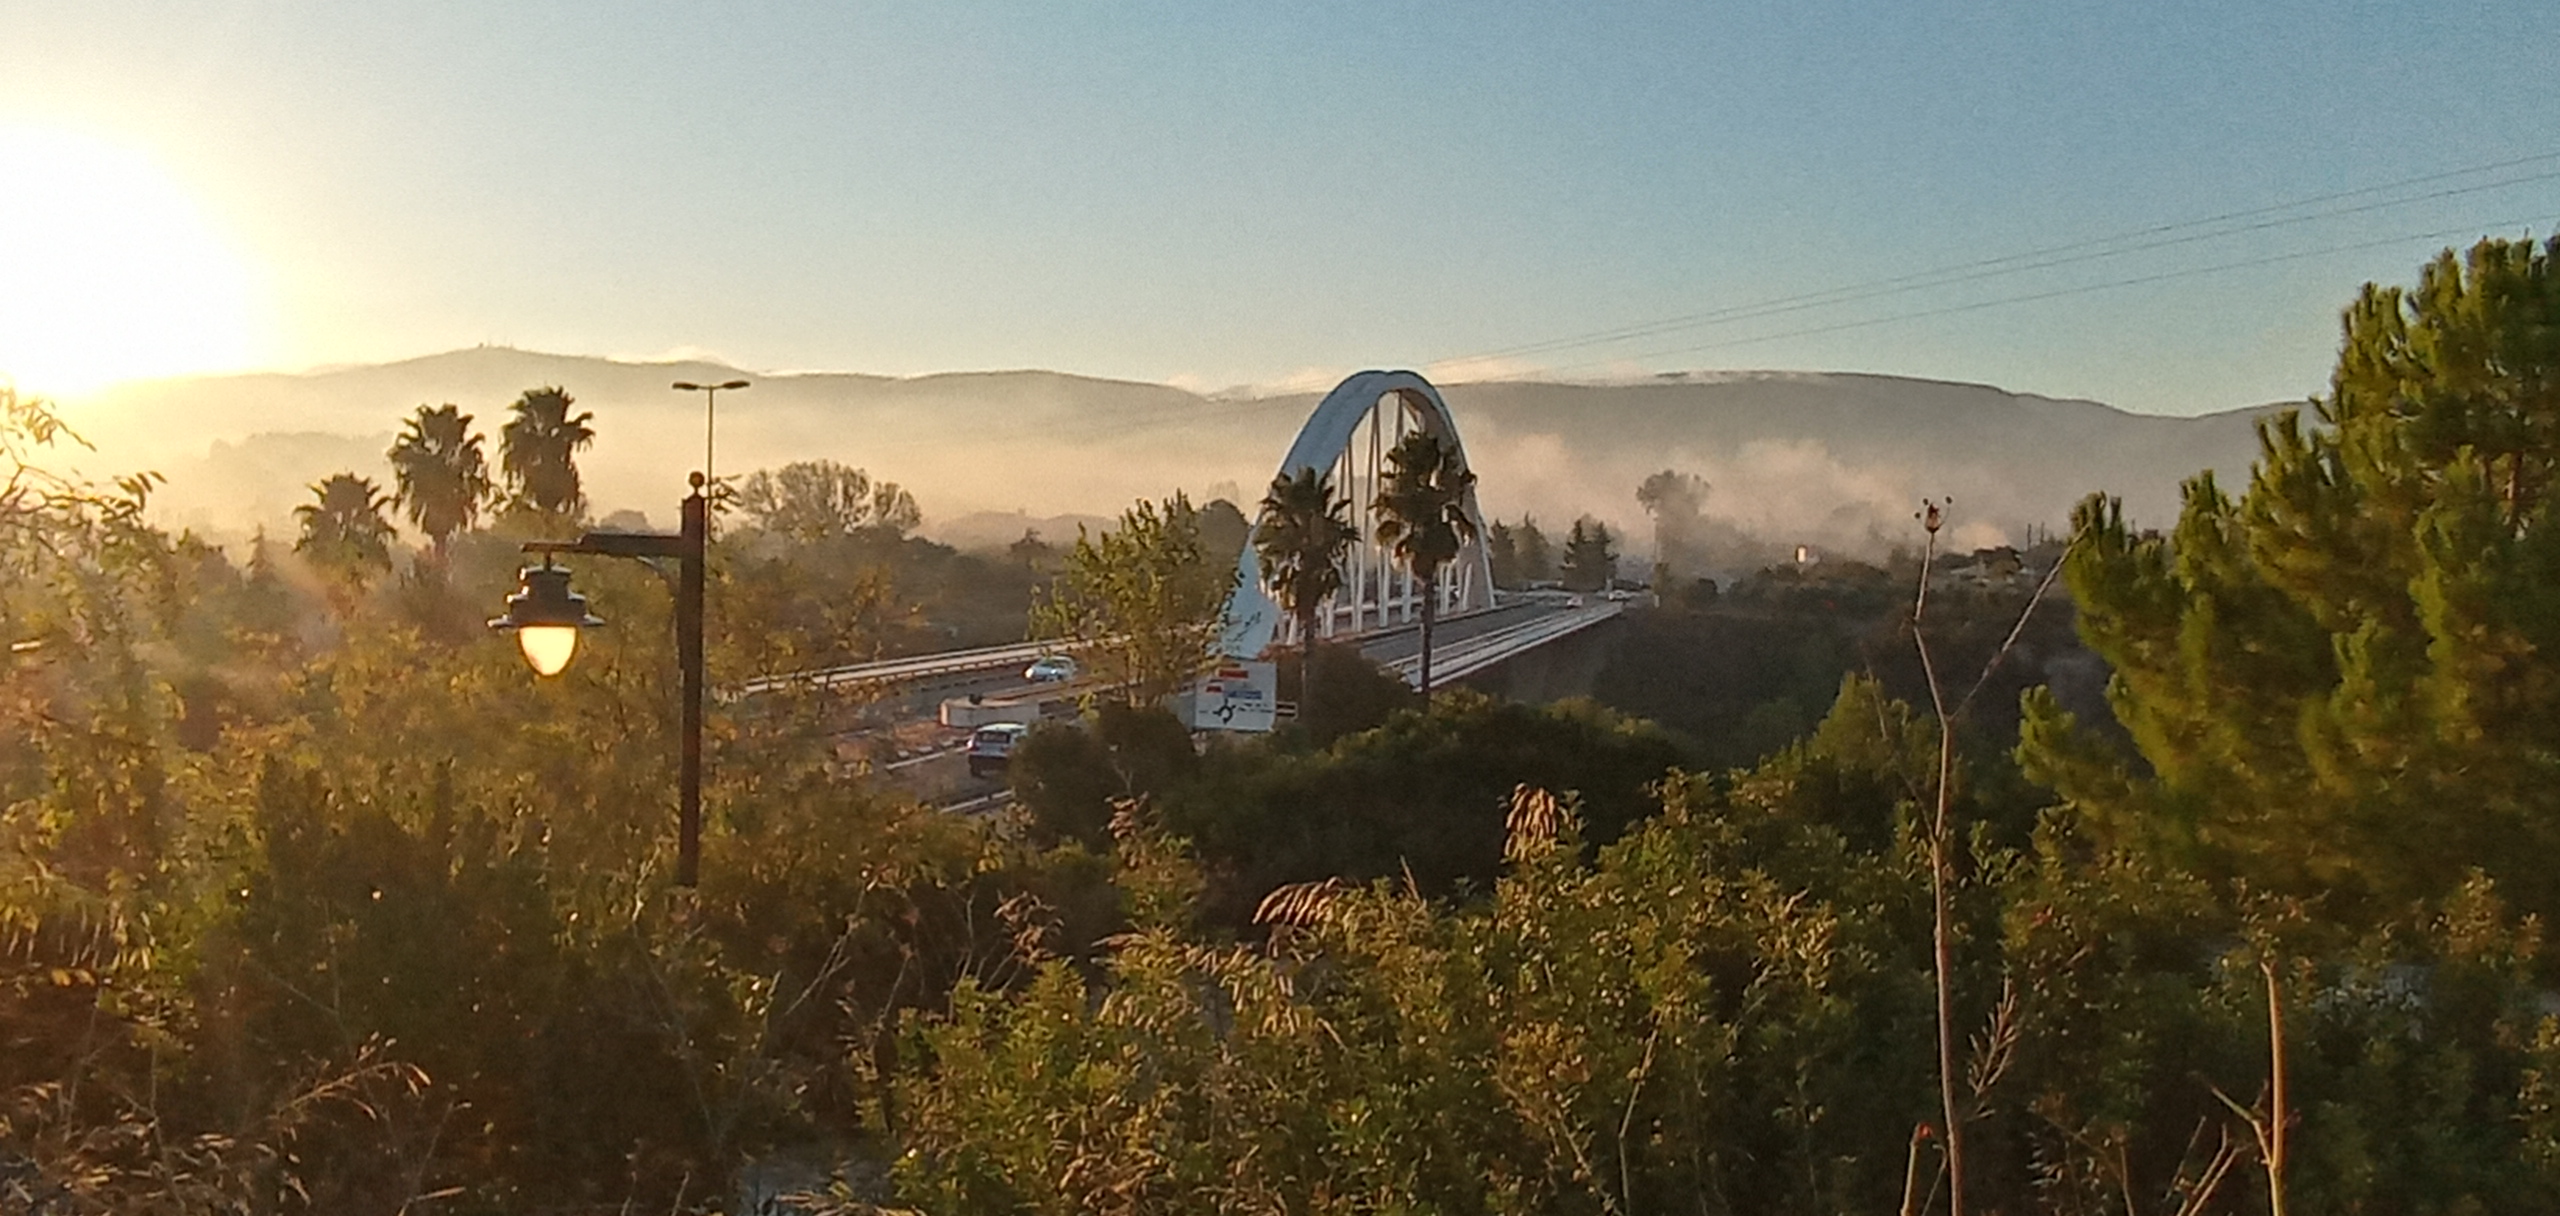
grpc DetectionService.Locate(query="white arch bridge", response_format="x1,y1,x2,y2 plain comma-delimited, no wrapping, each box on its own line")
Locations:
754,370,1622,699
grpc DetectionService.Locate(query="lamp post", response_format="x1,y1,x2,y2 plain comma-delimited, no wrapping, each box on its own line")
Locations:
671,379,749,500
489,472,710,886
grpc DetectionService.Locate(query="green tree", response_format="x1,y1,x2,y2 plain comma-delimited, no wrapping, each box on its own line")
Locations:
1033,493,1237,704
385,404,490,560
1197,496,1252,571
1371,430,1478,700
1486,520,1521,587
735,459,920,543
498,385,594,520
1253,466,1357,688
293,472,396,583
2024,235,2560,924
1560,516,1616,592
1513,515,1555,582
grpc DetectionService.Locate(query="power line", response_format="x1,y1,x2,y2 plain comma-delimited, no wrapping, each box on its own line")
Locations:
982,163,2560,445
1445,168,2560,368
1430,148,2560,373
1519,214,2551,378
991,213,2549,444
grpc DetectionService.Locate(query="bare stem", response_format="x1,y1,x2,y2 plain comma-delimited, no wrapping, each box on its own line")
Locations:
2262,955,2289,1216
1912,509,1967,1216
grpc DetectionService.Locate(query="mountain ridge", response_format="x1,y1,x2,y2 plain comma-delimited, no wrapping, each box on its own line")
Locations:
63,347,2279,558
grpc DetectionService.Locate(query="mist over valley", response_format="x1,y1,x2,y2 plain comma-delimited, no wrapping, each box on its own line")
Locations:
68,347,2276,568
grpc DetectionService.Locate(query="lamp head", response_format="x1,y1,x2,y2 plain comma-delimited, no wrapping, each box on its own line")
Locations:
489,562,606,677
716,379,750,391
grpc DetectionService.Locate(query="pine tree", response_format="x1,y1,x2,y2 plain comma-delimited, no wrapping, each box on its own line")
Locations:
2024,235,2560,922
1514,516,1555,582
1561,517,1617,592
1487,520,1520,588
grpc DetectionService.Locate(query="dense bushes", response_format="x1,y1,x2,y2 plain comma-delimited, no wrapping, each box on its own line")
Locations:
8,239,2560,1212
1010,690,1691,927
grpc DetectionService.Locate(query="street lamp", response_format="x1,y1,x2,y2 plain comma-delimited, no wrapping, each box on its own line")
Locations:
671,379,749,495
493,559,603,676
490,472,711,886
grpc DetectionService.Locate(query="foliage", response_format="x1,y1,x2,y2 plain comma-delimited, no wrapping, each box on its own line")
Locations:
12,240,2560,1214
898,676,2560,1215
1488,514,1555,587
736,459,921,544
498,385,594,520
1371,430,1478,697
1561,516,1618,592
1031,493,1236,704
1007,703,1202,852
1194,497,1251,573
1252,466,1356,665
0,387,1058,1212
1008,688,1691,927
291,472,396,584
2027,235,2560,925
385,404,492,556
1276,639,1418,747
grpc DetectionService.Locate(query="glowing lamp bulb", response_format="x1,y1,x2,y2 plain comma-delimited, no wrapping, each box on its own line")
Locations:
492,563,600,676
516,624,581,677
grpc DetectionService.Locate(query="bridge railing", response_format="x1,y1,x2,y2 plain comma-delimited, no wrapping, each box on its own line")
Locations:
736,639,1065,697
1380,601,1623,688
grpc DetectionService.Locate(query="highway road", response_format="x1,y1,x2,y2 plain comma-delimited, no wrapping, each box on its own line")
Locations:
840,597,1609,811
1349,601,1553,667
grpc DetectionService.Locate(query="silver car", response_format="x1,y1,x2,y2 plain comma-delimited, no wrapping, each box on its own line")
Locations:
1024,654,1079,683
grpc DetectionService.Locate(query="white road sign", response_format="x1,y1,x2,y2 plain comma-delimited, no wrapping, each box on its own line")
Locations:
1193,661,1278,732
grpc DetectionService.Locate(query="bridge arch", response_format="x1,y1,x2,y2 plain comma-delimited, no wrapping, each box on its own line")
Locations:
1223,370,1495,658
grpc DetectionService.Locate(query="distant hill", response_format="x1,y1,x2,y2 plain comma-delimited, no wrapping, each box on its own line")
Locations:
60,348,2283,557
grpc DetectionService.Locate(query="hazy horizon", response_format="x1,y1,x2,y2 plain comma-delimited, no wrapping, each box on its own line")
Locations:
57,345,2275,570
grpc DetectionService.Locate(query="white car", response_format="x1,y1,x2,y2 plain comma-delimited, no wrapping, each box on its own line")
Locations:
966,723,1030,778
1023,654,1079,683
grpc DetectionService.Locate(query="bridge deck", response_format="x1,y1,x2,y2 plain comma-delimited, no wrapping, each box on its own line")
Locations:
747,596,1621,697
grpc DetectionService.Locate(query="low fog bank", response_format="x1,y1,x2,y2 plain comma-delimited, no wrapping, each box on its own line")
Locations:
1443,372,2274,571
64,349,2275,561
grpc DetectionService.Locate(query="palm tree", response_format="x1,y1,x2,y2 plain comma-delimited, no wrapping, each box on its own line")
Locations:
294,473,396,583
1370,428,1478,701
1253,465,1357,701
387,404,491,560
499,386,594,520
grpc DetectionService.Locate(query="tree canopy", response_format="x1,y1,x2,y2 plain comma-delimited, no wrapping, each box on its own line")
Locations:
1372,429,1478,697
1253,465,1356,661
1033,492,1237,703
498,385,594,520
2026,234,2560,923
386,404,491,554
293,472,396,581
1561,516,1617,591
734,459,920,543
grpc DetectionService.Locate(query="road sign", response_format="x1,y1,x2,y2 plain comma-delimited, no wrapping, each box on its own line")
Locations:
1193,661,1278,732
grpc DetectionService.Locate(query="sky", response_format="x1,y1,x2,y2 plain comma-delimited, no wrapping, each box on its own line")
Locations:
2,0,2556,414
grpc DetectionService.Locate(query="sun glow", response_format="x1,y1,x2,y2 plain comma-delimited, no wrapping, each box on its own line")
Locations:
0,126,267,397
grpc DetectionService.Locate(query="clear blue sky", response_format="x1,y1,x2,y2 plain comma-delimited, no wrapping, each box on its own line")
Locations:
6,0,2556,414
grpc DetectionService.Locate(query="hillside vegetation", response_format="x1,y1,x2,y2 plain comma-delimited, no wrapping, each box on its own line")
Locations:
1,238,2553,1214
